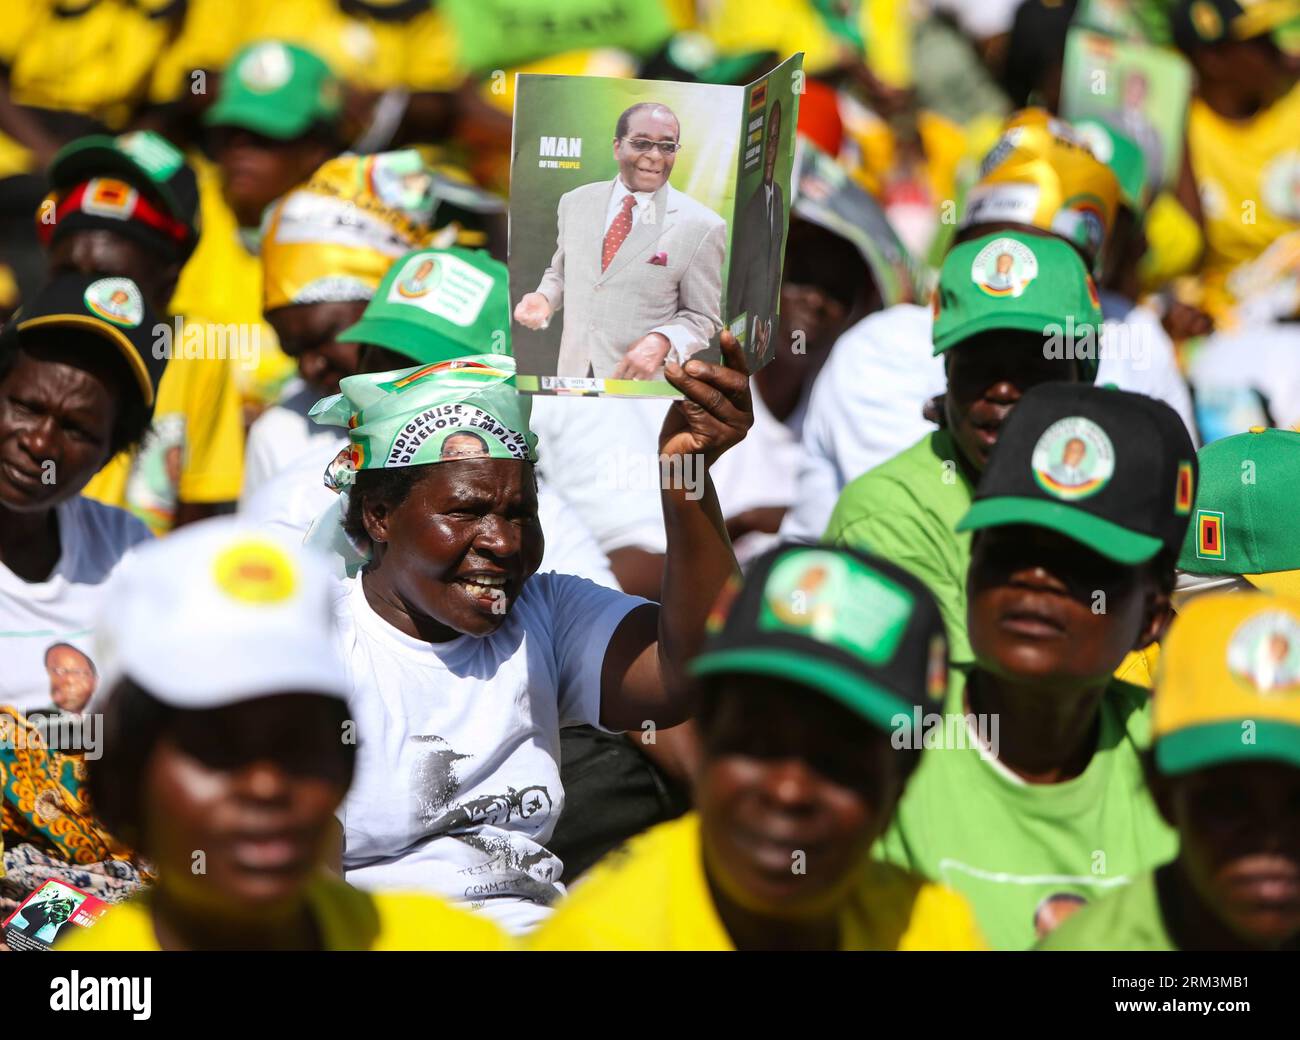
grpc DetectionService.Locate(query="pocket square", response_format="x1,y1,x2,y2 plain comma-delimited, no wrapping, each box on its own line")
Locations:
648,252,669,266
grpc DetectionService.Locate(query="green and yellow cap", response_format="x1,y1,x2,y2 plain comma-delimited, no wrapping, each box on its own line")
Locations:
1155,591,1300,774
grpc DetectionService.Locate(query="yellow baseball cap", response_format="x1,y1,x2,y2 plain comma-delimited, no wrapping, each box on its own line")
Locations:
1155,592,1300,774
962,109,1120,267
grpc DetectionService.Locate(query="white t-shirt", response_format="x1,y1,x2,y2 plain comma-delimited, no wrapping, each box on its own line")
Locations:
335,570,646,933
530,395,672,555
780,299,1198,542
1189,321,1300,436
239,434,622,590
0,496,151,712
241,381,339,504
709,385,803,565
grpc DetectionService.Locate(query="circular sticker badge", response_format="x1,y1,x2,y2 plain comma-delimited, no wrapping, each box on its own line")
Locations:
764,550,847,632
213,540,298,605
1031,416,1116,500
238,43,293,93
83,277,143,327
971,238,1038,298
394,255,441,299
1227,611,1300,697
1261,152,1300,222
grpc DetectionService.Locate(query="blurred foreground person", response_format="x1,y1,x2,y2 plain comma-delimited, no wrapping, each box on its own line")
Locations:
532,544,985,951
59,518,509,951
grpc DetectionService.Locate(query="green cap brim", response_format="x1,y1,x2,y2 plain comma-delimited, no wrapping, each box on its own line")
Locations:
203,97,314,140
689,646,914,732
1156,718,1300,775
335,316,482,366
956,495,1164,564
48,137,184,221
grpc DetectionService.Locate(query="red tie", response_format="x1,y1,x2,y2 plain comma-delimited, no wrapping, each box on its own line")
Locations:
602,194,637,271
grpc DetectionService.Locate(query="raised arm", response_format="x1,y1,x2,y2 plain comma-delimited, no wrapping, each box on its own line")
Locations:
599,331,751,731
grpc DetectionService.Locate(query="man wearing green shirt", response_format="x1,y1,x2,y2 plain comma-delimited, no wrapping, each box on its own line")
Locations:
1040,590,1300,951
824,230,1100,663
877,381,1198,949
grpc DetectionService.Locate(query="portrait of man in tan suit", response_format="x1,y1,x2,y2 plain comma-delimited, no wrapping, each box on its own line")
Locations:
514,102,727,380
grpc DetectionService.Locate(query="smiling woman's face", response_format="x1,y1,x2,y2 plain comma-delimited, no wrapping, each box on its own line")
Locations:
0,342,119,513
364,458,544,638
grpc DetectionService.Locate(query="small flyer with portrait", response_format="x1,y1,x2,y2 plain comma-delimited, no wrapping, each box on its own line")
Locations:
508,54,803,397
1060,27,1192,193
2,878,108,951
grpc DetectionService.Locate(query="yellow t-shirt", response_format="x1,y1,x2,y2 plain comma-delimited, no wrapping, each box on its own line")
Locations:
167,156,295,409
56,875,512,951
530,813,987,951
81,345,245,534
149,0,462,102
0,0,177,177
1187,82,1300,292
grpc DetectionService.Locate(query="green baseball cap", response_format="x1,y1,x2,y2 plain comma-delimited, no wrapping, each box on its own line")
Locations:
337,247,512,365
1177,427,1300,595
689,544,950,731
932,230,1104,381
1073,119,1149,215
204,41,342,140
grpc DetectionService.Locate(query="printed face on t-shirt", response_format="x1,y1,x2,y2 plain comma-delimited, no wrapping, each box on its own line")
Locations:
45,643,97,713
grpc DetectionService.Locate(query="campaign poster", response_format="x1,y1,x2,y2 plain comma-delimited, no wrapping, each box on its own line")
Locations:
508,54,803,397
2,878,108,951
1060,28,1192,193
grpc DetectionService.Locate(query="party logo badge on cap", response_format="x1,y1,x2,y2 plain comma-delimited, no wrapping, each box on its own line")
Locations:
214,539,298,604
82,178,138,221
760,550,913,665
1031,416,1116,500
393,256,441,299
115,131,184,182
83,277,143,328
367,151,434,218
1227,611,1300,696
386,252,493,327
1195,508,1226,560
238,42,294,93
971,237,1038,298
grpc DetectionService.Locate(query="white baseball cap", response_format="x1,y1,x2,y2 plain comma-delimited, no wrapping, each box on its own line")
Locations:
96,517,349,710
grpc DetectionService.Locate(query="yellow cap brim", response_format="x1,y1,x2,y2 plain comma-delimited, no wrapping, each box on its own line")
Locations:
17,313,154,407
1244,570,1300,597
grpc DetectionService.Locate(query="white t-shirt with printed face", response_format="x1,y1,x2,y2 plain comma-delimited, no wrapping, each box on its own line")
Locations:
0,496,151,713
335,569,646,934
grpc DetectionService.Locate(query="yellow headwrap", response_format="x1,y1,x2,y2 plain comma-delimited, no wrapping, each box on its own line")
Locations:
261,151,437,312
962,109,1121,267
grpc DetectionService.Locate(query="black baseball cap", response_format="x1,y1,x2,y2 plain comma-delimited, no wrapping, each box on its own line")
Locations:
689,543,951,729
44,131,201,262
957,383,1197,564
1171,0,1299,52
12,273,166,408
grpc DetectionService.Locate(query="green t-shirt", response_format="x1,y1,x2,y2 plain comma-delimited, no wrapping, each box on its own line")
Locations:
824,430,976,664
875,671,1179,950
1035,871,1177,951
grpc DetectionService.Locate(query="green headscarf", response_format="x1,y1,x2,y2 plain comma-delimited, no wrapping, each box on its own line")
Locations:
304,355,538,575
